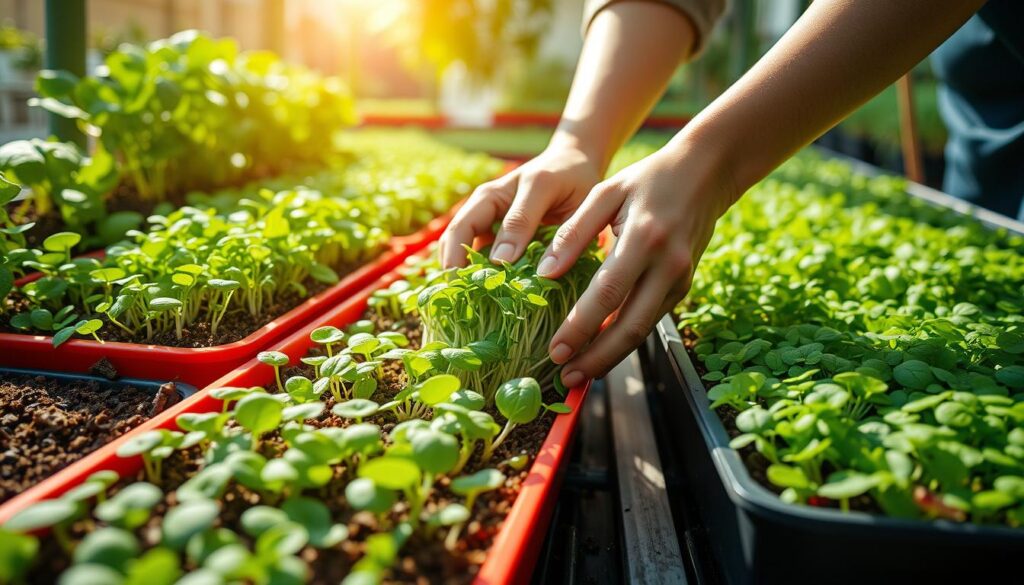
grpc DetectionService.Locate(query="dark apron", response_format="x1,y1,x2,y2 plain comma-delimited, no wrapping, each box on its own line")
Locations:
931,0,1024,219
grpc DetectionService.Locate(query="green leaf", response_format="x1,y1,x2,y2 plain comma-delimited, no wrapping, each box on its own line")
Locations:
410,429,459,474
234,393,284,437
42,231,81,253
5,499,78,531
345,478,397,514
893,360,935,390
766,464,810,490
417,374,461,406
818,472,879,500
358,456,421,490
495,377,542,424
162,499,220,550
257,350,289,367
995,365,1024,389
332,399,379,421
451,468,505,497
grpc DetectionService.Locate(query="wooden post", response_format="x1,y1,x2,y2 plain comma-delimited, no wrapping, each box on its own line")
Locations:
896,74,925,184
45,0,86,147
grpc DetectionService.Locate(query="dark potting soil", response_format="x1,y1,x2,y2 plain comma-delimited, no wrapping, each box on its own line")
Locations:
4,183,164,250
27,311,559,584
0,264,359,348
0,374,181,504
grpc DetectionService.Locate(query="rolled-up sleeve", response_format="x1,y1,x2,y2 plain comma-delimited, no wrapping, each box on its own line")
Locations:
582,0,726,57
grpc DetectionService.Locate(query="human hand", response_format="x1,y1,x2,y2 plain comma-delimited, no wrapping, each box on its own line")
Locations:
439,142,604,269
539,139,737,386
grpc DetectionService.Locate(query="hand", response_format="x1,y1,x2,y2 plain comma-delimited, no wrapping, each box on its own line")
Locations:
539,138,737,386
439,142,604,269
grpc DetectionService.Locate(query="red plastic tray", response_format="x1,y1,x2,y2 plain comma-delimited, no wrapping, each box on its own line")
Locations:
0,267,589,585
0,162,518,388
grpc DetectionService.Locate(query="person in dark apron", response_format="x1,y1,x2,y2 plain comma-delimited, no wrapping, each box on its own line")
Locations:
932,1,1024,218
439,0,1018,386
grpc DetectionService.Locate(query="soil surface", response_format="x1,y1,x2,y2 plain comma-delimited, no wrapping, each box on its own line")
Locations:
1,267,353,348
0,374,181,504
4,183,163,250
27,310,561,584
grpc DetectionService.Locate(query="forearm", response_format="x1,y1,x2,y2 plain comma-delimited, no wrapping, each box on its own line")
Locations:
669,0,982,206
553,1,697,173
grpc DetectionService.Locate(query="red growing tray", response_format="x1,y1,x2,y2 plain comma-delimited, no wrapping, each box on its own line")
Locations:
0,267,590,585
0,162,517,388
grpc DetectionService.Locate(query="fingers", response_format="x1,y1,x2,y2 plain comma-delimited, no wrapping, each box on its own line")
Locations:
440,174,516,269
536,182,623,279
547,223,648,366
489,171,553,264
561,262,691,386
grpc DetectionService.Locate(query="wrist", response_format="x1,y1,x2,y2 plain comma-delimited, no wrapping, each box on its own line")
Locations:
659,121,746,220
547,125,616,175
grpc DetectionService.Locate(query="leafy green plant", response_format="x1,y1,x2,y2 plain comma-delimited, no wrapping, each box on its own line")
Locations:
407,228,601,401
0,139,129,244
670,151,1024,526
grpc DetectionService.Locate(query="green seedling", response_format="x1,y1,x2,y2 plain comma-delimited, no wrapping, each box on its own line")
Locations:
345,478,397,520
94,483,163,531
4,499,80,551
0,527,39,585
116,429,198,484
485,377,568,461
61,470,119,504
234,392,285,450
383,373,460,421
425,503,471,550
451,468,506,513
257,351,290,393
332,399,380,423
209,386,260,413
310,326,345,357
412,230,601,402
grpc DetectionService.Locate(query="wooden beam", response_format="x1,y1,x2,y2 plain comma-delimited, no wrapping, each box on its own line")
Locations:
896,74,925,184
607,351,688,585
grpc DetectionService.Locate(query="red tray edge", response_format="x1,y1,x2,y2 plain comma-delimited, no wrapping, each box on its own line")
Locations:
0,265,591,585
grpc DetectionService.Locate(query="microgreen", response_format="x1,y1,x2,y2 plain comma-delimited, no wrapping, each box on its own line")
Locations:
407,227,601,401
671,150,1024,525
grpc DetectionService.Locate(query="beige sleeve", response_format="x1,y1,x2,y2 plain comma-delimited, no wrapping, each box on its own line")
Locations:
581,0,726,57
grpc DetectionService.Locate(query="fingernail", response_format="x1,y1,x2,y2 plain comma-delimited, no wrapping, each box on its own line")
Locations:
491,242,515,263
537,255,557,277
550,343,573,364
562,370,584,388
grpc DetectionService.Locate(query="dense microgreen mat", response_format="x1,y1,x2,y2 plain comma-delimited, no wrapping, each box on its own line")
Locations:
1,131,500,345
649,149,1024,526
1,235,587,584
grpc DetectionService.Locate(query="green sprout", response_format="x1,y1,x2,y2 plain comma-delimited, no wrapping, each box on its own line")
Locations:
257,351,290,394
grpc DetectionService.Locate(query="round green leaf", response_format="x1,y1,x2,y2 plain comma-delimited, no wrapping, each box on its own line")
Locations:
42,231,81,253
234,393,284,437
257,350,289,367
332,399,379,421
5,499,78,531
358,456,421,490
417,374,461,406
410,429,459,474
162,499,220,550
451,468,505,497
345,478,396,514
495,377,542,424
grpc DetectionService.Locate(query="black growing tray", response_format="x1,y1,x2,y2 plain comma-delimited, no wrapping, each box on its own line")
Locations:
649,156,1024,584
0,367,198,399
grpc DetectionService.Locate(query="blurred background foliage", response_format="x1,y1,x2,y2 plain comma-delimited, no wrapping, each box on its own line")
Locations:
0,0,948,183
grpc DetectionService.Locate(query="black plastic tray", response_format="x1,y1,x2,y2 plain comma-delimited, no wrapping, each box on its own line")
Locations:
0,367,198,399
649,155,1024,583
653,319,1024,583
